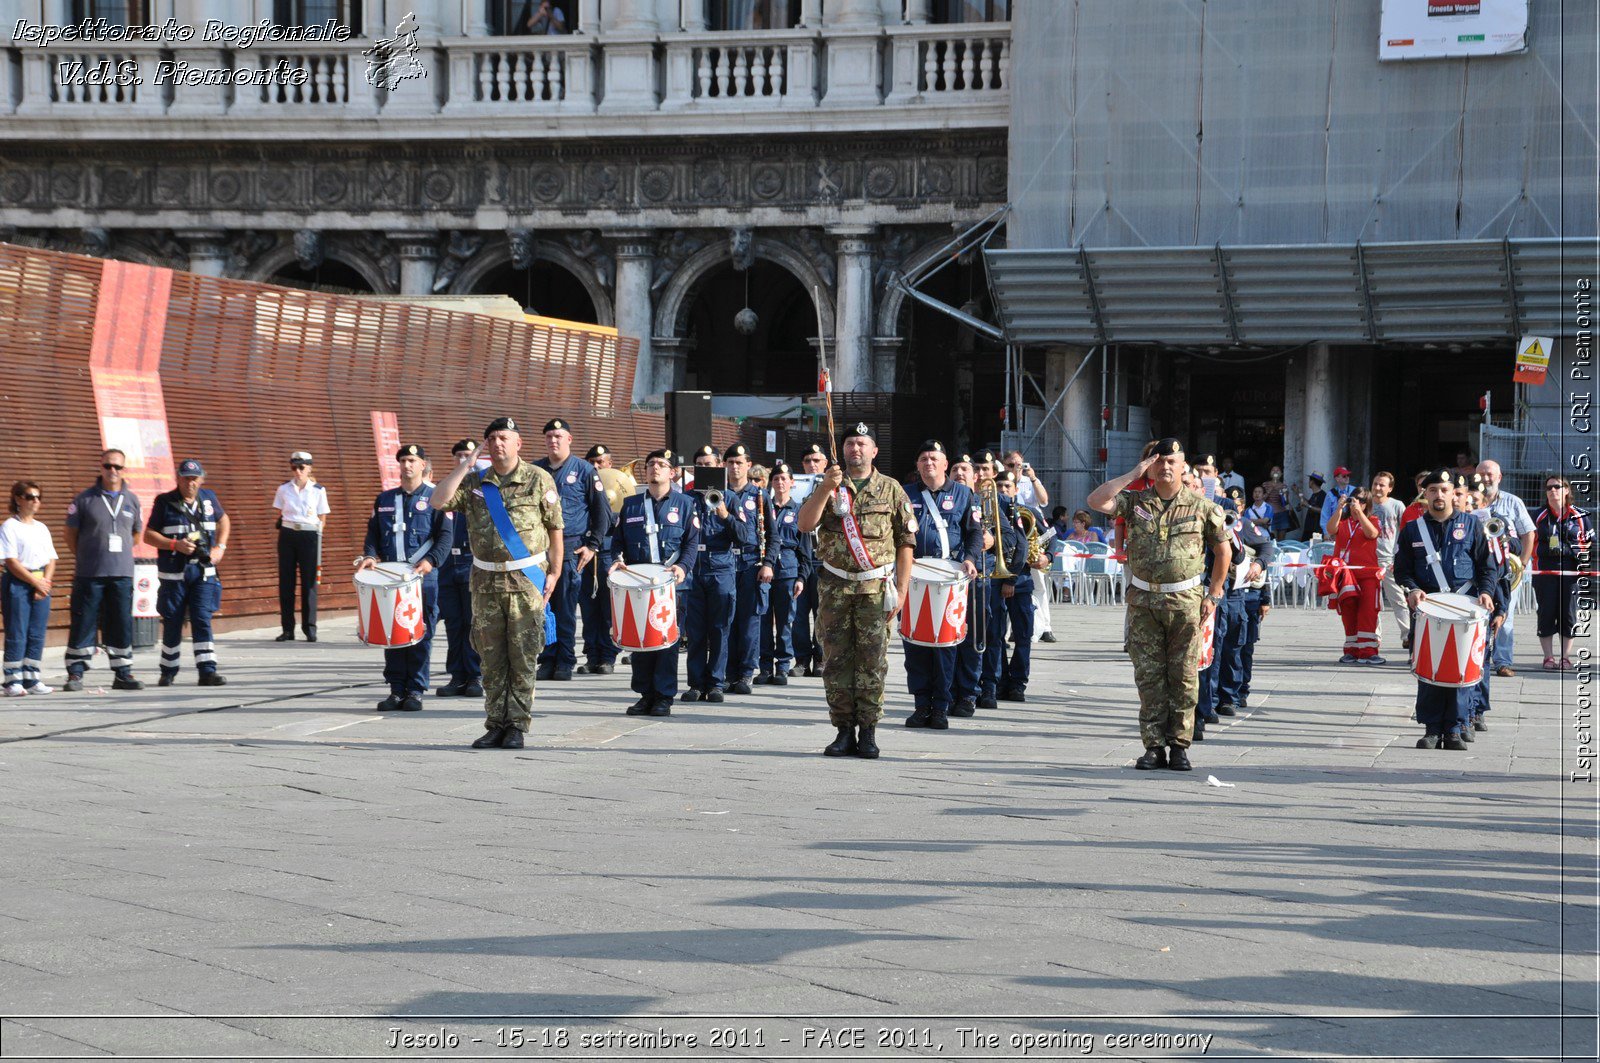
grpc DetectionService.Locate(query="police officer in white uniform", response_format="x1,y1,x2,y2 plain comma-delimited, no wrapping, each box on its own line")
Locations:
273,451,329,642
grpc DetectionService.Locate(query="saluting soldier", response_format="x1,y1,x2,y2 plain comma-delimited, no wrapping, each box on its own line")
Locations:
608,449,697,716
1088,438,1231,772
534,419,611,682
431,418,564,750
683,444,752,702
791,443,829,678
435,440,482,698
143,458,231,687
757,462,813,685
797,423,915,760
721,443,777,695
902,440,981,730
355,444,452,712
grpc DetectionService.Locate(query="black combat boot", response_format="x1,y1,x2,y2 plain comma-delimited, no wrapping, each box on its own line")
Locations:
1416,733,1441,749
927,705,949,730
1134,746,1168,770
1167,745,1192,771
905,705,933,728
823,726,857,757
855,725,880,759
948,698,976,718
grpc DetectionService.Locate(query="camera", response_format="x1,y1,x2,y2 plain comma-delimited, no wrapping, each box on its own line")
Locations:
183,529,212,564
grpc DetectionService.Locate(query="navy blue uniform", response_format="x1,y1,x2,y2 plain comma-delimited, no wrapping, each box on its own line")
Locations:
534,454,611,675
150,488,225,680
363,484,451,697
956,493,1025,705
1198,519,1277,718
685,492,756,694
903,478,982,713
759,495,815,678
1468,536,1512,724
438,510,481,691
1394,511,1494,738
725,480,776,684
1000,498,1042,697
1238,583,1266,703
792,528,822,671
610,487,700,703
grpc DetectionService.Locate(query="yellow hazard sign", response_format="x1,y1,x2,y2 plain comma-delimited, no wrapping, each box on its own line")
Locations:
1514,335,1552,385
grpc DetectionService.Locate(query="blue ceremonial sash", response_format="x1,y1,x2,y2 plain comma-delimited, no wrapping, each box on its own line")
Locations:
480,482,556,645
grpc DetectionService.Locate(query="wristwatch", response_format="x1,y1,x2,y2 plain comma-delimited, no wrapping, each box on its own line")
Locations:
1206,592,1223,604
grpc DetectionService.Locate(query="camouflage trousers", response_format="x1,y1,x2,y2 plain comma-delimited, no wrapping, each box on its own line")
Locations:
818,577,891,726
1126,595,1204,749
472,579,547,733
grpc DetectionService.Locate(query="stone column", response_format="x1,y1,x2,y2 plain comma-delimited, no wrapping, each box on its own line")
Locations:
1282,350,1307,501
830,226,874,392
797,0,822,27
651,337,693,395
402,0,444,35
388,232,440,295
903,0,931,23
598,0,661,112
1301,343,1339,490
177,229,229,278
822,0,884,105
681,0,708,31
871,337,902,394
464,0,490,35
577,0,602,33
609,0,658,32
610,231,657,404
1044,345,1101,517
826,0,882,28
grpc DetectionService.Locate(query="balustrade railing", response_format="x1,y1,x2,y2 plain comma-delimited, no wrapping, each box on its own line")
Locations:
662,30,818,108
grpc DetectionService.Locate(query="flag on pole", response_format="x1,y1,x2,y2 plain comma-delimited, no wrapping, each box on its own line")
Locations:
818,367,832,394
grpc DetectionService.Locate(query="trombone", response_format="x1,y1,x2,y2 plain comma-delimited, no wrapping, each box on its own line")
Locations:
974,480,1013,654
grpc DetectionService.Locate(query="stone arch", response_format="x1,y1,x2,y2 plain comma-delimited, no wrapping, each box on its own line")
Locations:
874,236,957,338
244,240,393,293
448,237,615,327
653,236,835,341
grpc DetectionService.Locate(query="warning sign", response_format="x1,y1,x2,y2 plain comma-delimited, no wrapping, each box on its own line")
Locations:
1513,335,1552,385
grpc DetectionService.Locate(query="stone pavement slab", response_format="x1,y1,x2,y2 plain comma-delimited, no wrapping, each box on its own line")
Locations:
0,604,1593,1061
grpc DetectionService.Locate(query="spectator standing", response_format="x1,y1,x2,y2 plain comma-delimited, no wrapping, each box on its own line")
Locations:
1003,451,1050,510
1476,459,1536,676
1261,466,1294,539
524,0,567,33
1,481,58,695
1324,487,1384,664
1318,466,1359,529
1299,472,1328,540
1367,471,1409,649
1244,486,1273,535
273,451,329,642
63,449,145,691
1219,457,1246,495
1532,475,1589,670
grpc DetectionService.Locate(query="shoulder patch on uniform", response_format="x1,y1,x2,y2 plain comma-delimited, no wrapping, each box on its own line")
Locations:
65,502,77,516
667,510,680,524
545,489,558,505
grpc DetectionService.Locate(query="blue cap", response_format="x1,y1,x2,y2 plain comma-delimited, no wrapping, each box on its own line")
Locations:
177,459,204,478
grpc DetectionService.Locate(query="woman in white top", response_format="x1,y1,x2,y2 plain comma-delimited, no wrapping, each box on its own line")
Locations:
2,480,60,694
273,451,331,642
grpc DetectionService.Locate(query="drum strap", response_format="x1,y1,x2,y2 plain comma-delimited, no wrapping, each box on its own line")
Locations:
641,495,681,567
921,489,951,559
391,489,436,569
480,482,556,645
1413,517,1467,594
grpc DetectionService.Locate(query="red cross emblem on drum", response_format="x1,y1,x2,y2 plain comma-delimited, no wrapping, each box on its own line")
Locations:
610,564,680,651
354,563,428,648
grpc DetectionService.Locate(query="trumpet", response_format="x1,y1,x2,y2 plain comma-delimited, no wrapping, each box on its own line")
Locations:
1222,510,1241,533
1484,516,1525,591
703,488,724,510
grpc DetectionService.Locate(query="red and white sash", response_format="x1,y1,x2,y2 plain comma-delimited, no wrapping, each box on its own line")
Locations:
838,482,875,570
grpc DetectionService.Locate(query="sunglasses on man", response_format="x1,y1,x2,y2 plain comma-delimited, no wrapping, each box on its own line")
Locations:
102,463,124,471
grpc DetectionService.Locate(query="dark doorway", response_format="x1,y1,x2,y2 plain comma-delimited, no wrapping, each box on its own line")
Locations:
894,253,1004,457
269,259,376,295
470,260,598,324
684,260,817,395
1181,354,1289,490
1369,346,1512,476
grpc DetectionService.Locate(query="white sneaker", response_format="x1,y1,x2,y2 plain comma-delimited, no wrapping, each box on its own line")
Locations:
24,683,53,695
3,683,25,697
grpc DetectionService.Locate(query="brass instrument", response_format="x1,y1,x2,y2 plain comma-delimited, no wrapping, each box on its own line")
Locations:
1222,510,1241,533
1018,506,1046,569
977,479,1013,580
596,464,638,516
1484,516,1525,591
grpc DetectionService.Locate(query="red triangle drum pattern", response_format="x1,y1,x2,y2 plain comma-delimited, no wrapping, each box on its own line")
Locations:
610,565,679,652
354,564,426,649
1412,600,1487,688
900,561,970,648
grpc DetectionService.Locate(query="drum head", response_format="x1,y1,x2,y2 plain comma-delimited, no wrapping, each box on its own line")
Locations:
355,562,416,588
912,558,965,583
1418,592,1487,621
613,565,673,590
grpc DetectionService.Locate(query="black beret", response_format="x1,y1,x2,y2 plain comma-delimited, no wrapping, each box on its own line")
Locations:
976,449,997,464
772,462,793,478
1198,453,1217,467
1153,437,1183,457
1224,485,1244,501
801,443,826,457
1420,468,1453,488
724,443,750,461
995,470,1017,485
646,448,675,463
585,444,609,460
396,443,426,460
451,439,477,455
543,418,569,434
485,417,518,437
694,444,717,459
844,422,874,442
917,439,946,457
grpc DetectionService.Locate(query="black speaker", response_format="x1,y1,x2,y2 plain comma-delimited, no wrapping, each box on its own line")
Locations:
665,390,713,459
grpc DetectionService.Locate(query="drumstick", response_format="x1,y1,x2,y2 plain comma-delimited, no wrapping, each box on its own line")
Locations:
1420,594,1484,617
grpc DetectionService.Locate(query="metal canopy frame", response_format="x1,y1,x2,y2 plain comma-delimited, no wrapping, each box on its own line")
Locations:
984,237,1599,347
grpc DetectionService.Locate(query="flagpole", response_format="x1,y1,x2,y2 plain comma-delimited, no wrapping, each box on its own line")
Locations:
813,286,840,468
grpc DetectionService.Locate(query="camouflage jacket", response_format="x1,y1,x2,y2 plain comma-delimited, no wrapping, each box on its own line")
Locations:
435,459,564,567
816,469,916,595
1113,485,1227,607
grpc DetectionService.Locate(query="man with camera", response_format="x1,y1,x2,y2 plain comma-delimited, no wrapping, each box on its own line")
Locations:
144,458,231,687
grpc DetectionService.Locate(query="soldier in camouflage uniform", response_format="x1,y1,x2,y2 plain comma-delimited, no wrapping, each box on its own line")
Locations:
431,417,565,750
797,423,916,760
1089,437,1231,772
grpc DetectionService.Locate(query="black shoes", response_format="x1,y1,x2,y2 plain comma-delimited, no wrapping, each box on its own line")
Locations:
1167,745,1192,771
304,631,317,643
1000,689,1027,703
552,669,574,682
626,697,652,716
1237,696,1250,709
1474,715,1488,732
770,673,789,686
158,673,176,688
728,679,753,696
823,726,857,757
501,728,524,749
1216,704,1237,716
976,694,998,710
1417,733,1441,749
855,725,880,759
275,632,294,642
463,682,483,697
63,676,83,692
536,663,556,681
112,674,144,691
703,688,725,703
1458,727,1475,744
1040,632,1058,643
905,706,932,728
1134,746,1168,770
755,671,773,685
398,694,423,712
1192,718,1205,742
928,707,949,730
436,683,464,698
948,699,976,718
377,694,401,712
198,673,227,687
681,689,702,702
593,663,614,675
472,726,506,748
648,698,672,717
1442,733,1468,751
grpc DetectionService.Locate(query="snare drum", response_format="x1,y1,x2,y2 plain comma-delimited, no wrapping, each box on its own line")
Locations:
355,562,427,648
1196,606,1217,672
900,558,971,648
610,563,680,652
1412,592,1489,688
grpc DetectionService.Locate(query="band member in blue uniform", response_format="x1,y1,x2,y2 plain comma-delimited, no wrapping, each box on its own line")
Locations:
609,449,697,716
435,439,482,698
955,455,1023,715
1465,496,1512,739
144,458,231,687
683,445,755,702
535,419,611,682
791,444,828,678
902,440,981,729
996,470,1039,702
580,443,624,675
1195,487,1276,738
722,443,777,695
1394,469,1495,750
356,444,452,712
757,463,814,685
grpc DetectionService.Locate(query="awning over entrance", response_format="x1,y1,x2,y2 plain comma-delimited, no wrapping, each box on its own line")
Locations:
984,237,1599,347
